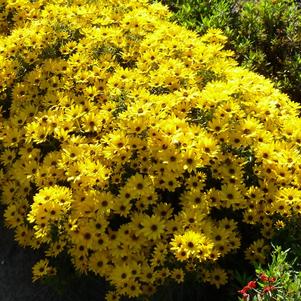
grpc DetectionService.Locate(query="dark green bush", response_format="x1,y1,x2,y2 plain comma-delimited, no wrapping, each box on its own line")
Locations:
159,0,301,103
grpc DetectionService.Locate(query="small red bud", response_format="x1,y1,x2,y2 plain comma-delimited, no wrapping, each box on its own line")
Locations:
268,277,276,283
260,274,269,282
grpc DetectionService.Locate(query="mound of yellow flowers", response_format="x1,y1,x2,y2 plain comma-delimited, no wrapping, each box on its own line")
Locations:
1,0,301,299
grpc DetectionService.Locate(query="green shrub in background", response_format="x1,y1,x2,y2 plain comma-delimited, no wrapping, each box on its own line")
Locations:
158,0,301,103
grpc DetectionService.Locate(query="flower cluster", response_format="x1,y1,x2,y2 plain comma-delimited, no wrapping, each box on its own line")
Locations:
238,274,277,300
0,0,301,299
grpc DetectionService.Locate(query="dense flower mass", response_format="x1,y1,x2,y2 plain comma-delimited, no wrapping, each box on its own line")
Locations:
0,0,301,299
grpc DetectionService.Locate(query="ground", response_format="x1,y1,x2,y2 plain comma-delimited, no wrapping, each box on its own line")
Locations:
0,208,106,301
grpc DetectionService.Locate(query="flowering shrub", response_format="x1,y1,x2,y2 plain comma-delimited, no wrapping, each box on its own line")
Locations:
238,246,301,301
0,0,301,300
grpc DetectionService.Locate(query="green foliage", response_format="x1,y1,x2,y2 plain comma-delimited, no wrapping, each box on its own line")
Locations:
159,0,301,102
162,0,236,32
256,246,301,301
271,217,301,266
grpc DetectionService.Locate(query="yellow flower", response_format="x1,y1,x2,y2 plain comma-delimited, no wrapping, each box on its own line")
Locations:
153,202,173,220
120,279,142,298
32,259,56,282
4,204,24,228
271,199,291,217
14,224,34,248
220,184,245,210
109,263,133,286
89,250,110,277
123,173,153,199
151,243,168,267
105,291,120,301
207,266,228,288
173,247,190,262
0,148,17,166
243,209,258,225
113,196,132,217
182,231,204,254
180,206,206,230
218,218,238,232
45,240,66,258
245,239,270,264
274,220,286,230
196,237,215,262
179,189,209,213
171,268,185,284
181,148,203,173
140,214,165,241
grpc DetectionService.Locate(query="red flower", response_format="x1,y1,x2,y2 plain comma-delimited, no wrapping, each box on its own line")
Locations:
260,274,269,282
238,288,250,300
268,277,276,283
263,285,276,293
238,288,248,295
238,280,257,296
247,280,257,289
